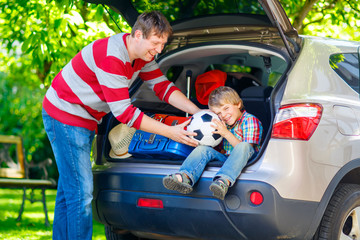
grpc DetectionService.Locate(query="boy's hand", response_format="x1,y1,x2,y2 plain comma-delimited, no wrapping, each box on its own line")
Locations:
211,118,241,147
211,118,230,137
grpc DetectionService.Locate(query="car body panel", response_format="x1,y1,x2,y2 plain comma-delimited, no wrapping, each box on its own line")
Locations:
283,37,360,102
242,37,360,201
334,105,360,135
92,164,319,240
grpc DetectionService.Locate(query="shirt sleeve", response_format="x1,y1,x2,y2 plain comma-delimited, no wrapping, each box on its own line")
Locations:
95,56,143,129
239,115,262,145
138,60,180,103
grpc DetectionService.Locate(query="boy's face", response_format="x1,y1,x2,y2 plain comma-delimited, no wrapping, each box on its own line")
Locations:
134,29,168,61
210,102,242,126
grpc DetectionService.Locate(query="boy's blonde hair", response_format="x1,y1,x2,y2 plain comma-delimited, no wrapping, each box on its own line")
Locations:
208,86,244,110
131,11,172,39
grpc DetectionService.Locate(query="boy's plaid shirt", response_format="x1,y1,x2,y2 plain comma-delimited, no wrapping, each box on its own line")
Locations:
222,111,263,156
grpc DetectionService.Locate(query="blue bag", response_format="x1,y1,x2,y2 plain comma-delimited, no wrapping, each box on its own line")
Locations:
128,130,194,159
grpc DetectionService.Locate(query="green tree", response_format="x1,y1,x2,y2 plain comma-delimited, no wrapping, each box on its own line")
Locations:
280,0,360,40
0,0,130,167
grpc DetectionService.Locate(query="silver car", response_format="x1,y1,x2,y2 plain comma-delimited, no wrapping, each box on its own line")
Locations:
87,0,360,239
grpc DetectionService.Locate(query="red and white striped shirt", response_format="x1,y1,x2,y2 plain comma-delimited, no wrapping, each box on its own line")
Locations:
43,33,179,131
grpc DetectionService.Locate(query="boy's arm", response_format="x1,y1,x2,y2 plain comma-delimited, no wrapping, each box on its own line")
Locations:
213,116,262,148
222,131,244,147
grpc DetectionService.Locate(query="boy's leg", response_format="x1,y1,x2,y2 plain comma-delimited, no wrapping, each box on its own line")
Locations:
215,142,254,186
162,172,193,194
180,145,226,185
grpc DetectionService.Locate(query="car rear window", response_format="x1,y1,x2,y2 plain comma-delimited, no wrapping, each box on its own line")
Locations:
132,0,266,22
329,53,359,93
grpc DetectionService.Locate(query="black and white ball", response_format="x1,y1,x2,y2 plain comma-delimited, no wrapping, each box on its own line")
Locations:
187,110,223,147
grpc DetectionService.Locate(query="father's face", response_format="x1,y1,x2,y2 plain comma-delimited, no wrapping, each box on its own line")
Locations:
135,30,168,61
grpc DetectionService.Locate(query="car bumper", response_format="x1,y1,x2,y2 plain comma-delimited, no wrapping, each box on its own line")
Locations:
92,165,319,240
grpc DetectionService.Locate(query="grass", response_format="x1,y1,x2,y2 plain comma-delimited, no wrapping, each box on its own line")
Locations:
0,188,106,240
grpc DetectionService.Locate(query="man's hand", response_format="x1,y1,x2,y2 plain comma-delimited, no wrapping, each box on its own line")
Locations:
169,119,199,147
139,115,199,147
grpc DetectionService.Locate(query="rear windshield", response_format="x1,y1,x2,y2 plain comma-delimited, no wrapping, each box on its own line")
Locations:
132,0,266,22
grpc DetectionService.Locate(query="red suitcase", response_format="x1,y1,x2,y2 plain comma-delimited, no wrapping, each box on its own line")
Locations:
153,114,190,126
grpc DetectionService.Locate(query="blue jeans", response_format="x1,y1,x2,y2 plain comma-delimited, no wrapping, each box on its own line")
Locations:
179,142,255,186
42,109,95,240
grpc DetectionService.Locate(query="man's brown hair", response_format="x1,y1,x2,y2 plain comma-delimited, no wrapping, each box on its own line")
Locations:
131,11,172,39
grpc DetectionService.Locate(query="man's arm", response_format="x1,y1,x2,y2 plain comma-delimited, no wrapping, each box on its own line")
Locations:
139,60,200,115
168,90,200,115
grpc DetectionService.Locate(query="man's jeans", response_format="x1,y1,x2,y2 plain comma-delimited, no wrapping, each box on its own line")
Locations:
42,109,95,240
179,142,254,186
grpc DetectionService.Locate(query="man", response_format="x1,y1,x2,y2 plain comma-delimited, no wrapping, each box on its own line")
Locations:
42,11,200,240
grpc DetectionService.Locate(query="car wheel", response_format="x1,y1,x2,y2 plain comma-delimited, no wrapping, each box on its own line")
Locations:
105,226,139,240
315,184,360,240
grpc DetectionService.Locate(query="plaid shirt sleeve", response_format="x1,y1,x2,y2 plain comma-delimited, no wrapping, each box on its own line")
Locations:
234,113,263,152
223,112,263,155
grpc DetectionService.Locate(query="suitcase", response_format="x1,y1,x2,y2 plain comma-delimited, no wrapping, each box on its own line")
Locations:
128,71,194,160
153,114,190,126
128,115,194,159
128,130,194,159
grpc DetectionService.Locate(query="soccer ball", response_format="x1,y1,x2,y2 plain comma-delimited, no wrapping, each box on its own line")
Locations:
187,110,223,147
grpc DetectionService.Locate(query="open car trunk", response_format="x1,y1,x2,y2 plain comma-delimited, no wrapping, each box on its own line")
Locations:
95,40,291,166
86,0,298,165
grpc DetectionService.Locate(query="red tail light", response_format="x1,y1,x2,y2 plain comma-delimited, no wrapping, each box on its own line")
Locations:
137,198,164,209
250,191,263,205
271,103,322,140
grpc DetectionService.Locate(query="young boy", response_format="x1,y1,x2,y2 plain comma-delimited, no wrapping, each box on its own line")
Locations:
163,86,262,200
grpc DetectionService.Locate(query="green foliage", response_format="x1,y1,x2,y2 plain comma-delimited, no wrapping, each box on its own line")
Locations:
0,0,130,172
280,0,360,41
0,189,106,239
0,0,128,86
0,67,49,163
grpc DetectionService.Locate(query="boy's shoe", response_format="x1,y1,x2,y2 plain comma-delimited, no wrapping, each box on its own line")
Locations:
209,178,229,200
163,172,193,194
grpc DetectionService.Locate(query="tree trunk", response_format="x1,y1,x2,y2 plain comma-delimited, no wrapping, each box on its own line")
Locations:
292,0,319,33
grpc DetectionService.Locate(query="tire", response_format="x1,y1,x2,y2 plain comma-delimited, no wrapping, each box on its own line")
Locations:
105,226,139,240
315,183,360,240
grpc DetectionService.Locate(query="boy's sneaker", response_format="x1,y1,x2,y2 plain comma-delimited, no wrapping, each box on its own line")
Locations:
163,172,193,194
209,178,229,200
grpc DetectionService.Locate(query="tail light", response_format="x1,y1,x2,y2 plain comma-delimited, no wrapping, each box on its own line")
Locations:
250,191,264,205
271,103,322,140
137,198,164,209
